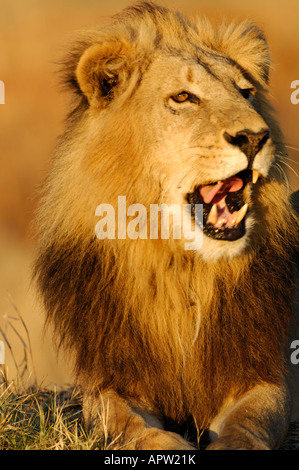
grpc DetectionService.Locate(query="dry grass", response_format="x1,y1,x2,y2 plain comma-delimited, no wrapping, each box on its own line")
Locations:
0,379,127,450
0,383,86,450
0,299,123,450
0,379,299,450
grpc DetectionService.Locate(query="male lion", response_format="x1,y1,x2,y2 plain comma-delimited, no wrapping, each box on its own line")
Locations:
34,2,298,450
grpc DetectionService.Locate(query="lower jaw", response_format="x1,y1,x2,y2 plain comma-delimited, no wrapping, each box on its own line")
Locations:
203,219,246,241
198,223,252,261
191,201,248,241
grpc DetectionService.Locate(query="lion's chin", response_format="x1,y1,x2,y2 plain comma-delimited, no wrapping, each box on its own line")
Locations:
194,213,255,262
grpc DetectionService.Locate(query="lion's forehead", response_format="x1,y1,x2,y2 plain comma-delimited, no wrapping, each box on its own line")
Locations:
140,56,259,134
141,52,250,101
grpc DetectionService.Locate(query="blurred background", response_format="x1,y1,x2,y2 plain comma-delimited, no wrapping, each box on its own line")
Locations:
0,0,298,388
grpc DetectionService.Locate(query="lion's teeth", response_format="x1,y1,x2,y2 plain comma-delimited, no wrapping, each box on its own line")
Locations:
252,170,260,184
233,203,248,225
207,203,218,225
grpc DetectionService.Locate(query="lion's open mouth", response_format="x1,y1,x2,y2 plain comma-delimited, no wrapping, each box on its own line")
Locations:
187,169,259,241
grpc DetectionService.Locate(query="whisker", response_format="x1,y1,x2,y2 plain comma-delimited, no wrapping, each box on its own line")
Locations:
283,157,299,165
274,162,290,191
276,154,299,178
276,151,299,165
278,160,299,178
285,145,299,152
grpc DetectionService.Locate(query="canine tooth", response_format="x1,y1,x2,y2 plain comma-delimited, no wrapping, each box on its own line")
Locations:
234,203,248,225
207,204,218,225
252,170,260,184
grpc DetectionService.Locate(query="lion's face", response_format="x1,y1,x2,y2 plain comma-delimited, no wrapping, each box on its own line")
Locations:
130,54,274,259
74,11,278,260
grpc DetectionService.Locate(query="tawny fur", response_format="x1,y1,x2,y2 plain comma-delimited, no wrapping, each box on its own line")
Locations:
34,2,298,449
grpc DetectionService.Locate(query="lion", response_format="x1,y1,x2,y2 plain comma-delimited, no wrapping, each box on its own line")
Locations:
34,2,298,450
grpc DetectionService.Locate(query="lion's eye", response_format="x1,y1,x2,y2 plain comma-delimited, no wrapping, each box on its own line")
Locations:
239,88,255,100
171,92,190,103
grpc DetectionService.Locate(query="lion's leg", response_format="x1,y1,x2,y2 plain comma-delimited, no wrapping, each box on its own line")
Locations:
83,389,195,450
207,382,291,450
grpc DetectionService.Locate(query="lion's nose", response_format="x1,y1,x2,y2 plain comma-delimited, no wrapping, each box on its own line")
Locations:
223,128,270,168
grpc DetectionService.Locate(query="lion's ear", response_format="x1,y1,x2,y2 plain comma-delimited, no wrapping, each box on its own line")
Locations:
210,22,271,85
76,39,133,107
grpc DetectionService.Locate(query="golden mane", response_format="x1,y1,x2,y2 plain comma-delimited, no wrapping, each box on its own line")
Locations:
34,2,298,447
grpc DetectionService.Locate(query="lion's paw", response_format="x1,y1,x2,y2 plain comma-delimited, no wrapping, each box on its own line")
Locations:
136,428,196,450
206,436,268,450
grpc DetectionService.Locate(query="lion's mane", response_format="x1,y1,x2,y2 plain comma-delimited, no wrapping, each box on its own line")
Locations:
34,2,298,428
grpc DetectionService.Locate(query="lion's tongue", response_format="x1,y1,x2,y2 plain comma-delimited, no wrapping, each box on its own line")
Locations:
199,176,243,205
199,176,245,228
